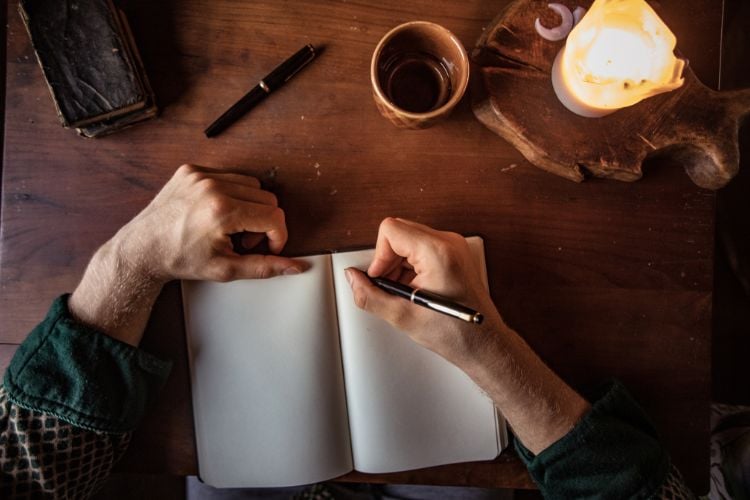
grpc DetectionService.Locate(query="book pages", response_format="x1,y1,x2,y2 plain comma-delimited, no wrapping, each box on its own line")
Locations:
331,237,504,473
182,254,352,487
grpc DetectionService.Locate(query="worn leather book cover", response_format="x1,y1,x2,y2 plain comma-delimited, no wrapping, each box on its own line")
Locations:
19,0,147,127
77,9,158,137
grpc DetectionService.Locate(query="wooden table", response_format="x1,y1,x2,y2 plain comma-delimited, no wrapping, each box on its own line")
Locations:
1,0,724,492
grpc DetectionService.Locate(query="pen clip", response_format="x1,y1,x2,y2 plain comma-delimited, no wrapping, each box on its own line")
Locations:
283,48,316,83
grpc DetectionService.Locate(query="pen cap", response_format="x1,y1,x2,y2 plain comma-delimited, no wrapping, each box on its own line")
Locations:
263,44,316,90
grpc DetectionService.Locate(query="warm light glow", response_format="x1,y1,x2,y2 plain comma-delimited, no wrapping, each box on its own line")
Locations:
551,0,685,117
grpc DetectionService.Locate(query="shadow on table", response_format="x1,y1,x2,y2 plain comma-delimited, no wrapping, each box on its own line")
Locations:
124,0,191,109
712,0,750,408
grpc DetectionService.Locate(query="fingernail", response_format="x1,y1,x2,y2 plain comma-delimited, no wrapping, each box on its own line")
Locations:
345,268,354,286
283,267,301,276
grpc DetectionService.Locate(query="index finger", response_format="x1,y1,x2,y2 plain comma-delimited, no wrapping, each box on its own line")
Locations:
189,165,262,189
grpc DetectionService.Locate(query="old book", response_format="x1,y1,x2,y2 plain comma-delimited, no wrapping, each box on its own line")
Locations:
76,9,158,138
182,237,508,487
75,98,157,138
19,0,154,129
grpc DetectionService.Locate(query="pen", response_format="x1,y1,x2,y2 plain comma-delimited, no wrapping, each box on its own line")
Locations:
370,276,484,325
205,44,317,138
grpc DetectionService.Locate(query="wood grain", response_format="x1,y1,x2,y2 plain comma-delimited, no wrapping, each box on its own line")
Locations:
1,0,722,491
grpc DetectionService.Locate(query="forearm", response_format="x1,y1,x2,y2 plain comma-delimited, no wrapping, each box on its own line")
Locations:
69,229,165,347
0,165,294,498
460,329,696,499
2,295,171,498
349,218,688,498
459,323,590,454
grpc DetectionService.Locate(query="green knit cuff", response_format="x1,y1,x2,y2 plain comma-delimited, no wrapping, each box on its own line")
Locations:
3,294,172,433
514,380,670,500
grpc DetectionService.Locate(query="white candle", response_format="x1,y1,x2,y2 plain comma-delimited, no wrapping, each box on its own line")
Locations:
551,0,686,117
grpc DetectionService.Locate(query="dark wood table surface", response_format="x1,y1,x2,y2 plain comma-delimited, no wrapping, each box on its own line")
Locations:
1,0,726,491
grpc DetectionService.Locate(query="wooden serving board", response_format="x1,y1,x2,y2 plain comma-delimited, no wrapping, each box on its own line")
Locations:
471,0,750,189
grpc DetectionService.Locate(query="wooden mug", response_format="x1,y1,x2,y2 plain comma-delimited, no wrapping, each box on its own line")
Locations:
371,21,469,129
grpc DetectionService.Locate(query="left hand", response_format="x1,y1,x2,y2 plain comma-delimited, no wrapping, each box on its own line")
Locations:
113,164,306,283
69,164,306,346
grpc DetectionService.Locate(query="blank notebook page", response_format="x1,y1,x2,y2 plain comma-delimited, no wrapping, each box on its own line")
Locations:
182,254,352,487
331,238,503,473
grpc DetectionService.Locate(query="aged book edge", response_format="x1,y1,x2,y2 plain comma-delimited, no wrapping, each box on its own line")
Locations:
76,105,157,138
114,8,157,110
76,8,159,138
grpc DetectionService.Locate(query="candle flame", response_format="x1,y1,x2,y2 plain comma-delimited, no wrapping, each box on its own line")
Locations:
559,0,685,111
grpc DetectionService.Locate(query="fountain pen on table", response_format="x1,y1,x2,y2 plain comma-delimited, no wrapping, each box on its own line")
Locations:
205,44,317,138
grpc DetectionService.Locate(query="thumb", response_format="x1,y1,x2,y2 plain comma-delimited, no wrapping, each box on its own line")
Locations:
345,268,412,329
211,254,308,281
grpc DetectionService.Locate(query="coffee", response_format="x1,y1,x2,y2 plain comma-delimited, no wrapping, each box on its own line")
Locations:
379,51,452,113
370,21,469,129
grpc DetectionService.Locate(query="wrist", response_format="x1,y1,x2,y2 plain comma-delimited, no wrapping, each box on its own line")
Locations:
451,306,511,358
457,323,591,453
450,314,539,396
109,222,168,285
69,234,165,347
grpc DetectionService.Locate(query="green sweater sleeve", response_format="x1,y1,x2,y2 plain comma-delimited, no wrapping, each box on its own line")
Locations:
3,294,172,433
514,380,670,500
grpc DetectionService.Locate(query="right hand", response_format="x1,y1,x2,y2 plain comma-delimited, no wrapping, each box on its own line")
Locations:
347,219,592,456
345,217,508,368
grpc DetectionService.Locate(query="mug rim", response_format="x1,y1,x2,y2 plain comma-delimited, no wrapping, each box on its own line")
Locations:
370,21,469,119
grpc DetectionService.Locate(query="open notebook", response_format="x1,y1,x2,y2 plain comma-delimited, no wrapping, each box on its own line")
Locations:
182,237,508,488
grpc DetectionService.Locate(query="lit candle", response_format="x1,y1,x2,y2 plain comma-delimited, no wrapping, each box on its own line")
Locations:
551,0,686,117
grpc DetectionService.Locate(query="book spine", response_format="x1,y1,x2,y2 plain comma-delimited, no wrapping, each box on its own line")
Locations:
17,3,70,127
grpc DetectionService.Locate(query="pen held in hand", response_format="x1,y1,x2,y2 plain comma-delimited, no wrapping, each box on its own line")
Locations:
204,44,317,138
370,276,484,325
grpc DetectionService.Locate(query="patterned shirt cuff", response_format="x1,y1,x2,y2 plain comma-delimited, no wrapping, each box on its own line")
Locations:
3,294,172,433
514,380,670,499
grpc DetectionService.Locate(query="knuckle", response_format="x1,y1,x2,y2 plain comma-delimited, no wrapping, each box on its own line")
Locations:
380,217,398,232
353,289,369,311
206,194,231,217
256,265,273,280
271,207,286,224
197,177,220,194
252,256,274,279
187,171,206,187
444,231,464,244
179,165,206,184
177,164,196,176
266,192,279,207
212,265,236,283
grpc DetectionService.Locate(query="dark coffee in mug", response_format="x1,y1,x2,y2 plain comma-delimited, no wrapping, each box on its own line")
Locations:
378,51,452,113
371,21,469,128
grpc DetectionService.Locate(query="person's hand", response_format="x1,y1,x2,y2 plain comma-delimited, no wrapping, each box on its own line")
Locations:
69,164,306,347
344,217,508,368
113,164,306,284
345,218,591,455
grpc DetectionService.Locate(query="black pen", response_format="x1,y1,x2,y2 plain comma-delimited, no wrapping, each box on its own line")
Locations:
370,277,484,325
205,44,317,138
